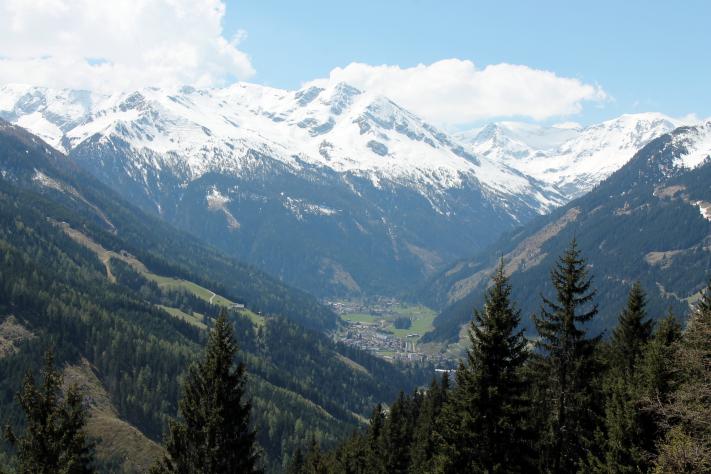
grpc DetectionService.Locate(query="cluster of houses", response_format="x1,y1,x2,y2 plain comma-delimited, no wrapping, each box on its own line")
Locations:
328,298,456,367
338,321,427,362
326,297,401,317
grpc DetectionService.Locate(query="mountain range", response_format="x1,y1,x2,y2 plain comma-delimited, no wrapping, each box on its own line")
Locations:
458,113,684,199
0,83,700,299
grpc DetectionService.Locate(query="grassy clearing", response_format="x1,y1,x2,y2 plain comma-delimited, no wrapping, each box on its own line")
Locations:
386,304,437,338
157,305,207,329
236,308,265,327
339,302,437,340
143,274,227,304
60,224,265,327
341,312,377,324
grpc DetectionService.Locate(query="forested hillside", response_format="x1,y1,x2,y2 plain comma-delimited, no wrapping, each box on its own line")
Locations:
419,123,711,342
0,120,335,331
0,122,431,472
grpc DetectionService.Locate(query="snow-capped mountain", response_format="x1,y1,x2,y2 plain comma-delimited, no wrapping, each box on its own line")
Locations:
0,82,564,296
0,82,562,215
461,113,683,199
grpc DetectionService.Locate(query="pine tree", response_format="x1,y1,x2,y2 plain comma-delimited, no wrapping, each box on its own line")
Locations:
155,310,261,473
654,281,711,472
611,282,654,376
532,239,601,473
287,448,305,474
626,309,683,466
596,283,654,472
329,430,370,474
382,391,414,474
437,260,531,473
410,374,448,474
641,310,682,401
365,403,386,474
4,349,95,474
301,436,329,474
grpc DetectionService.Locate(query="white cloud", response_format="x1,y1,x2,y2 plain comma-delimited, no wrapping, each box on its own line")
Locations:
0,0,254,92
308,59,607,125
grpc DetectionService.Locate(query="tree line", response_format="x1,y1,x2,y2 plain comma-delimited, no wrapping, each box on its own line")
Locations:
2,240,709,473
293,240,710,473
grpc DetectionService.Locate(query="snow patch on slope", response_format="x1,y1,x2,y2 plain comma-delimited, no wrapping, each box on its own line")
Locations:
672,122,711,170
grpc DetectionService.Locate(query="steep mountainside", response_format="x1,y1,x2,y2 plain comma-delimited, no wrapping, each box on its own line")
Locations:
420,122,711,342
0,119,334,330
0,83,563,296
0,121,430,471
461,113,682,199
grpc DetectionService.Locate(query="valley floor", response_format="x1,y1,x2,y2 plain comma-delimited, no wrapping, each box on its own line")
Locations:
327,297,458,367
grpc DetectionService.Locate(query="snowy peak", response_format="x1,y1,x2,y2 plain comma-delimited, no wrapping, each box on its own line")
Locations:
0,84,99,152
461,113,685,199
470,121,580,152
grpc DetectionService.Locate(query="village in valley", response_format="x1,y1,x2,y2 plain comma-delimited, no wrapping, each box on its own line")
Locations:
326,297,456,367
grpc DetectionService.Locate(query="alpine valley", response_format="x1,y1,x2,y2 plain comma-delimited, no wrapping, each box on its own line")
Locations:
1,82,710,473
0,83,689,299
4,3,711,472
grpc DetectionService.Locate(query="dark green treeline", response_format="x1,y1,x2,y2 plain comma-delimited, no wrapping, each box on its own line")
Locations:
293,241,711,473
2,240,708,473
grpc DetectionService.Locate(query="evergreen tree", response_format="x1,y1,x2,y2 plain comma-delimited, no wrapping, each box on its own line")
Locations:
366,404,386,474
640,310,683,401
329,430,370,474
532,239,601,473
287,448,305,474
595,283,654,472
611,282,654,376
4,350,95,474
410,374,448,474
301,436,329,474
382,390,421,474
155,310,261,473
625,309,684,467
654,282,711,472
437,260,531,473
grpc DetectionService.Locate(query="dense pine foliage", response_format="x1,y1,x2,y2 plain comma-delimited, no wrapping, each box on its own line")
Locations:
436,259,530,473
153,312,261,473
294,246,710,473
4,350,96,474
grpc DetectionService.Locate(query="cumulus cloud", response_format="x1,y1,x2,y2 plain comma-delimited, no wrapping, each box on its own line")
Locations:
309,59,607,125
0,0,254,92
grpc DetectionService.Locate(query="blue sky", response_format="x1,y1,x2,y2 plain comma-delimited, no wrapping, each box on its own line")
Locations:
225,0,708,126
0,0,706,128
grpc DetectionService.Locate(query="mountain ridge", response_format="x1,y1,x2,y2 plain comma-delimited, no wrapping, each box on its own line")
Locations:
419,121,711,342
458,113,688,199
